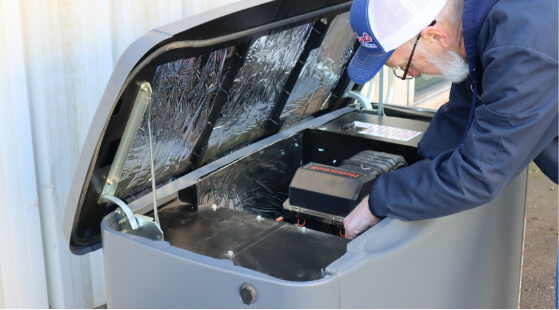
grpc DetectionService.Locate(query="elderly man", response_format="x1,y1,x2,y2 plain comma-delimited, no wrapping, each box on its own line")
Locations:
343,0,558,275
343,0,558,304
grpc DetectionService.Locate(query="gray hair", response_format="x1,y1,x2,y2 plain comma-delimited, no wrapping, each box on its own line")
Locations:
404,0,464,48
436,0,464,35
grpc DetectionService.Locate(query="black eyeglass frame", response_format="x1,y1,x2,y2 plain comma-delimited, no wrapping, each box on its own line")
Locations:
393,20,437,80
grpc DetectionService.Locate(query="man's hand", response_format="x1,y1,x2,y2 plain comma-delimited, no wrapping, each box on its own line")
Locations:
343,195,382,239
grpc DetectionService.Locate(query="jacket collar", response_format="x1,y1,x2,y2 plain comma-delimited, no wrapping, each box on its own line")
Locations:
462,0,500,82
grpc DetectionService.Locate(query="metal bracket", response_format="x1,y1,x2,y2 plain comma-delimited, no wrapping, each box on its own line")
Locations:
332,216,344,227
101,195,164,241
342,81,384,116
311,62,339,86
287,206,301,217
285,204,346,227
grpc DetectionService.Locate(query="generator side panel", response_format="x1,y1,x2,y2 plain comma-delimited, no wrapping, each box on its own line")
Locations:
329,171,527,308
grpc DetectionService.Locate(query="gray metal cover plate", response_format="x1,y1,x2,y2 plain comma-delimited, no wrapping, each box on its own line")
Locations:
158,204,349,281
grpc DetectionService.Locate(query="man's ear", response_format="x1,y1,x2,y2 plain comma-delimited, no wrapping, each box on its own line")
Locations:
421,26,450,49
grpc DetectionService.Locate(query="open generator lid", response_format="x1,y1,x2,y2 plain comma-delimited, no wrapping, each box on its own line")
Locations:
63,0,358,255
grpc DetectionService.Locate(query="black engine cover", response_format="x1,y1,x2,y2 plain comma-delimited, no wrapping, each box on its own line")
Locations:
286,150,407,221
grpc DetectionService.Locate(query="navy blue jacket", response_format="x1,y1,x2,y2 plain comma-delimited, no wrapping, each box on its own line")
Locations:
369,0,558,221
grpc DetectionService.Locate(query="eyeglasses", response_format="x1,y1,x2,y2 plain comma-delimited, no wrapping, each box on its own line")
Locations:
393,20,436,80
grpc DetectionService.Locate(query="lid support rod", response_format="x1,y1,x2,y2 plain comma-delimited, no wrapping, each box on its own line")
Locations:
99,82,152,200
147,95,160,228
98,81,163,234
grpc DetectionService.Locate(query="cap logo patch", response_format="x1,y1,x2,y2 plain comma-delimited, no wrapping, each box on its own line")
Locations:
355,32,377,49
356,32,372,43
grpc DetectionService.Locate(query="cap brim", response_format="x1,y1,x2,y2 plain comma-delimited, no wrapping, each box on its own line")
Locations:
348,46,394,84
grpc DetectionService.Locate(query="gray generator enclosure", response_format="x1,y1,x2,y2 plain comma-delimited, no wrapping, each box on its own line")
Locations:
63,0,527,308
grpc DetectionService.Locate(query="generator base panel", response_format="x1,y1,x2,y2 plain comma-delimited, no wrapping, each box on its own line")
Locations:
155,203,349,282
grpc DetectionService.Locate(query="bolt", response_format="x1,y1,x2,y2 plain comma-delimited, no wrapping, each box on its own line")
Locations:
301,227,307,233
107,179,113,185
121,229,128,234
239,284,257,306
141,84,149,92
227,250,234,258
256,215,262,222
211,204,218,211
118,219,126,225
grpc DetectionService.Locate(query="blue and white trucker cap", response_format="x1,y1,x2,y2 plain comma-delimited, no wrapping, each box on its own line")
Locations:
348,0,446,84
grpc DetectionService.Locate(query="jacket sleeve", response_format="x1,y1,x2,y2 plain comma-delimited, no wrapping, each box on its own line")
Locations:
369,44,558,221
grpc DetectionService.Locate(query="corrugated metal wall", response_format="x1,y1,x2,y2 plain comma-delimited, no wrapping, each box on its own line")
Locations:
0,1,239,308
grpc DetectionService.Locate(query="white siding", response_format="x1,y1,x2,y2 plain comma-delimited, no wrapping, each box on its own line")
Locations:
0,2,49,307
0,1,240,308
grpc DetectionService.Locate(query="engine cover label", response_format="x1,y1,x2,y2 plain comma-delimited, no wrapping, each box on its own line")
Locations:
306,164,361,178
353,121,422,142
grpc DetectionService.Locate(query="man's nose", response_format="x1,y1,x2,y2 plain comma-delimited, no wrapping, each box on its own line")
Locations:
407,67,420,78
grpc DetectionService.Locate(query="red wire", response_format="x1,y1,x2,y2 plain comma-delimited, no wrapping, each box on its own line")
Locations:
297,217,306,227
339,227,346,238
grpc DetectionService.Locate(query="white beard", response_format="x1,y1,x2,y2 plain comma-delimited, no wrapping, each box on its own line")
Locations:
420,49,469,83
